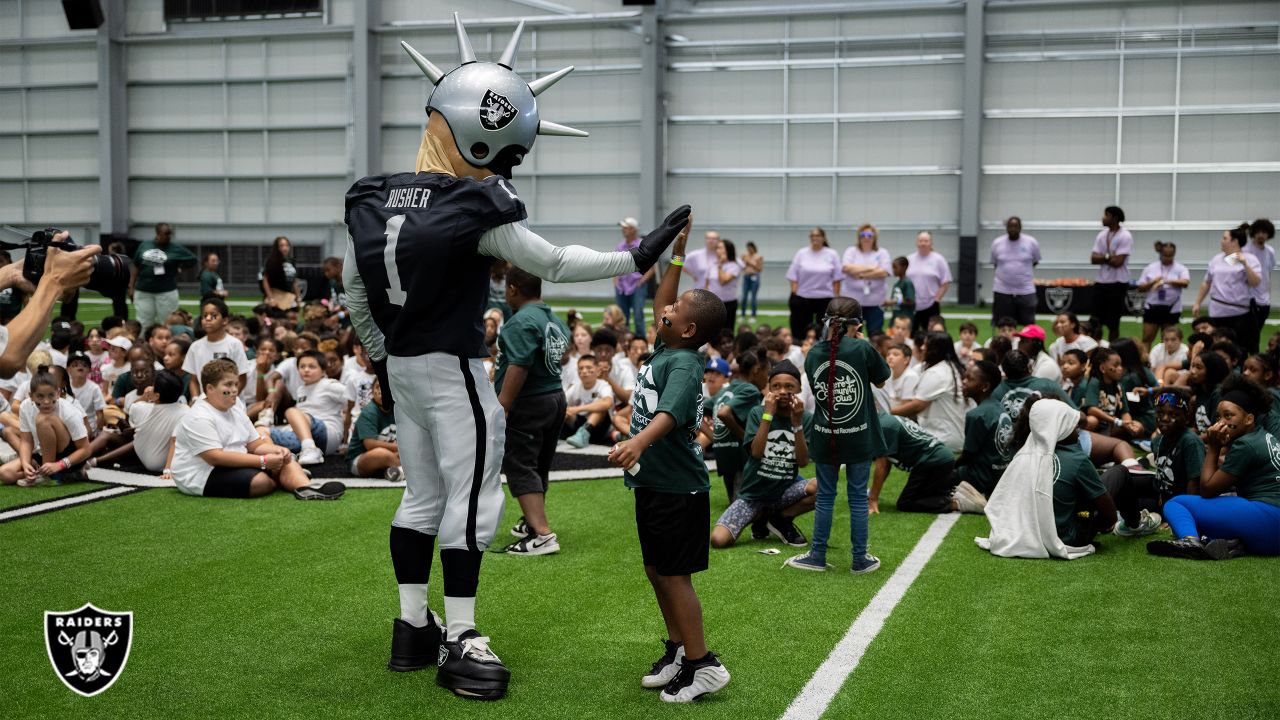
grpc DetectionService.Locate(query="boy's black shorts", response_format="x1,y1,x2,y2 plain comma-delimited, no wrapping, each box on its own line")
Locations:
634,487,709,576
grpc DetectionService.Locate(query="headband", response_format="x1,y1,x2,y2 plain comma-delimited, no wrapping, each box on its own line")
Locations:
1220,389,1263,417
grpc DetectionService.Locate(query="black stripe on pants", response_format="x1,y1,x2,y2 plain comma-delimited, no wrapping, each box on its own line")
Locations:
458,356,487,552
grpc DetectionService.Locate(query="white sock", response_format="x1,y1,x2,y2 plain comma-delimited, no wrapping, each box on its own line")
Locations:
300,438,317,452
398,584,429,628
444,596,476,638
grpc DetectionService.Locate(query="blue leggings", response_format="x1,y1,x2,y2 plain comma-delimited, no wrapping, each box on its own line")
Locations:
811,462,871,562
1163,495,1280,555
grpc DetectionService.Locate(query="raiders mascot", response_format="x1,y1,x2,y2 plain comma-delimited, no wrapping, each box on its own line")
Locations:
342,14,689,701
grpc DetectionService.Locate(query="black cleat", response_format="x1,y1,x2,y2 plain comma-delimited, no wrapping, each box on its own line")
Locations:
388,612,444,672
1147,536,1210,560
766,514,808,547
436,629,510,700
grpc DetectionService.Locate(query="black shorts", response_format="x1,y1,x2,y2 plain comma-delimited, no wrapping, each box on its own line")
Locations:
33,442,77,468
991,291,1037,327
202,466,260,498
1142,304,1180,326
634,487,710,576
502,391,567,497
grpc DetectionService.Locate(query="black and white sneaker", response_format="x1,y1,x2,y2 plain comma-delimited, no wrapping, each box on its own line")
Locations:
766,515,808,547
660,652,730,703
750,518,769,541
641,640,685,689
510,516,530,538
1148,536,1245,561
293,481,345,500
436,630,510,700
387,611,443,672
504,532,560,556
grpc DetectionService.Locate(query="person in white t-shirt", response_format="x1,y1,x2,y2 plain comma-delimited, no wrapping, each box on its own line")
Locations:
182,298,252,401
884,343,921,414
1148,325,1189,371
0,368,91,486
268,350,352,465
891,333,970,452
66,353,105,434
1048,312,1099,362
98,335,132,395
89,370,190,473
562,355,615,449
172,359,337,499
342,342,377,429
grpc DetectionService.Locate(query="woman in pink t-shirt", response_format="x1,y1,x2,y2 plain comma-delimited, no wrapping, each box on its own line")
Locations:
786,228,843,339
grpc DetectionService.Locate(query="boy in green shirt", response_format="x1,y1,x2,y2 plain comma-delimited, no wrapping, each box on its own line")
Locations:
870,411,985,515
697,358,730,452
886,256,916,321
608,224,732,703
347,377,401,480
495,267,571,557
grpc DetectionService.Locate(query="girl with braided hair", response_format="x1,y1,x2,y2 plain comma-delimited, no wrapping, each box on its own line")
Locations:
785,297,890,573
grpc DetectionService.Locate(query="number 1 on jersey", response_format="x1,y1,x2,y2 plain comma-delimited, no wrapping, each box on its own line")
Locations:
383,214,408,306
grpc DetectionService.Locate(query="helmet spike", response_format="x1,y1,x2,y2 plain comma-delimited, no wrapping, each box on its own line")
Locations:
537,120,589,138
528,66,574,97
497,20,525,70
453,12,477,65
400,41,445,85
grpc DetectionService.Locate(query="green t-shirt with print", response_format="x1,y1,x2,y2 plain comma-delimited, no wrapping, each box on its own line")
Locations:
804,336,891,465
1052,443,1108,546
710,378,762,475
494,302,570,399
346,403,394,465
1150,427,1205,498
1120,368,1158,433
878,412,953,471
994,375,1075,415
703,386,726,428
1261,388,1280,437
1219,427,1280,508
132,240,197,293
1193,387,1219,434
626,339,709,494
955,396,1014,496
1064,379,1088,408
738,405,813,502
1082,376,1128,418
890,278,916,320
199,270,224,299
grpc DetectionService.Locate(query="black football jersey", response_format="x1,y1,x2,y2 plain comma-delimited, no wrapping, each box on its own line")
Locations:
344,172,527,358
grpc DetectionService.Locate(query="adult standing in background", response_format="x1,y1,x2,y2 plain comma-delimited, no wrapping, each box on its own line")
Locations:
989,216,1040,328
682,229,721,294
841,223,892,335
708,238,741,324
1090,205,1132,342
905,231,952,336
613,217,653,336
1193,224,1261,343
200,251,228,300
1244,218,1275,354
1135,241,1189,348
260,235,300,311
739,242,764,322
128,222,196,328
786,228,842,339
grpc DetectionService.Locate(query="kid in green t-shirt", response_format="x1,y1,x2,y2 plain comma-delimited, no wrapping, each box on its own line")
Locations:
711,348,767,502
607,218,732,701
871,411,985,515
885,256,916,320
347,378,400,479
954,360,1012,498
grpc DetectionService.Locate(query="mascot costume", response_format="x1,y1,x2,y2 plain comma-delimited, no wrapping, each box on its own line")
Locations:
342,13,690,701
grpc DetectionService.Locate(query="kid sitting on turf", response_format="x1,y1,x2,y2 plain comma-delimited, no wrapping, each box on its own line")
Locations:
269,350,352,465
787,297,890,573
608,221,732,703
0,367,91,486
346,377,400,481
696,358,730,451
183,298,252,401
67,352,106,435
869,409,986,516
710,347,767,502
711,359,816,549
172,359,340,499
1104,387,1200,538
562,355,614,448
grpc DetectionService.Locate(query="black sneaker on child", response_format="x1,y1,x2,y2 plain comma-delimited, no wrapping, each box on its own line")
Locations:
750,518,769,541
766,514,808,547
1147,536,1211,559
436,629,510,700
387,612,444,672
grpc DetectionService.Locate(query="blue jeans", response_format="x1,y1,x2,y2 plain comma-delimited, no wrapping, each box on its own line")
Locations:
862,305,885,335
740,274,760,317
269,415,329,454
811,461,871,562
615,285,647,336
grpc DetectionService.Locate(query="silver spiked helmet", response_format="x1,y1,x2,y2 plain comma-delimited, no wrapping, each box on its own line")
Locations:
401,13,587,174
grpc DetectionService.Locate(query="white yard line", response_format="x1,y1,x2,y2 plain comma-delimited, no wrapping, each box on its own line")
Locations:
780,512,961,720
0,485,142,523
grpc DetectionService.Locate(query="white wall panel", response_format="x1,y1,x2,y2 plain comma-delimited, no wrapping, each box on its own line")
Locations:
528,177,639,227
1178,114,1280,164
532,125,639,174
226,40,268,79
267,38,350,78
669,70,782,116
27,135,98,177
0,90,22,130
835,176,958,225
266,130,347,175
1121,58,1177,107
1175,174,1280,222
381,77,429,126
228,180,267,224
28,180,98,224
228,132,266,175
668,177,783,225
836,64,963,113
265,80,348,126
129,43,225,82
227,84,266,127
25,88,97,131
131,180,227,224
535,73,641,125
267,178,350,223
129,85,223,129
24,45,98,85
785,177,833,224
1117,172,1173,222
0,182,23,219
983,118,1117,165
0,138,22,175
669,124,783,169
1180,55,1280,105
1120,116,1174,164
380,127,423,174
838,121,960,167
985,60,1119,109
981,175,1107,226
788,68,835,114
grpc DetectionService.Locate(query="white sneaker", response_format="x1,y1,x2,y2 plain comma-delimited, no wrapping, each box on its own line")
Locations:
641,642,685,689
504,532,560,556
1115,509,1163,537
660,653,730,703
298,447,325,465
951,485,987,514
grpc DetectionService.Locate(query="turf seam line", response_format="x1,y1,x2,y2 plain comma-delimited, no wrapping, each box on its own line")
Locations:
0,486,147,524
779,512,962,720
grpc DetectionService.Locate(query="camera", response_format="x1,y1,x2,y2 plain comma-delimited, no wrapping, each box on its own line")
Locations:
22,228,131,296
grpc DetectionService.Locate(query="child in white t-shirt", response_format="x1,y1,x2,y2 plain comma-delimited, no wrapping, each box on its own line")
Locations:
171,359,338,499
0,368,91,486
99,335,132,394
562,355,615,448
268,350,353,465
342,342,377,428
182,298,252,400
884,343,921,413
67,353,106,435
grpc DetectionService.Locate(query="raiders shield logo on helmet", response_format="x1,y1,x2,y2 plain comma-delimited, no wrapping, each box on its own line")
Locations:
44,603,133,697
479,89,518,131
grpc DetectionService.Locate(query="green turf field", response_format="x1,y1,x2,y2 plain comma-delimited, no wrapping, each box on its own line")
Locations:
3,470,1278,719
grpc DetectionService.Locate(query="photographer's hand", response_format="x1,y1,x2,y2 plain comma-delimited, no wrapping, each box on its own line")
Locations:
0,234,100,379
44,234,100,290
0,261,34,294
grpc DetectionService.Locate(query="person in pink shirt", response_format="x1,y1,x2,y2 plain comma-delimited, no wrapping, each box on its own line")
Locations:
705,239,741,324
841,223,892,335
682,229,721,292
614,217,655,336
989,216,1040,328
1090,206,1133,341
905,231,952,336
1193,223,1262,344
786,228,842,339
